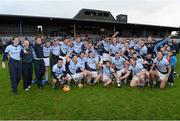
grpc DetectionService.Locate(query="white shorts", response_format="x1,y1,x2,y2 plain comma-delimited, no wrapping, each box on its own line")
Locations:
102,75,110,82
43,57,50,67
102,53,111,61
91,71,98,78
157,70,167,81
132,72,142,81
132,75,140,81
67,73,83,82
116,68,125,77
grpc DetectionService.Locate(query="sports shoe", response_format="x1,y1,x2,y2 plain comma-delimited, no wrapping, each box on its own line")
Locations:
153,81,156,86
28,85,31,89
92,82,95,86
31,80,37,84
78,83,83,88
25,88,29,91
42,80,46,86
168,82,171,86
123,80,127,84
87,82,91,85
170,83,174,87
39,86,44,89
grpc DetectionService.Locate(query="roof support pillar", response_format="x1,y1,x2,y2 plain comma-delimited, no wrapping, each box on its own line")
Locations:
19,18,22,36
143,28,146,38
113,25,116,33
73,23,76,38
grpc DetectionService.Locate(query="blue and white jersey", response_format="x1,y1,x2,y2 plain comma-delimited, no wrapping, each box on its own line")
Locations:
4,45,22,61
85,47,97,55
134,43,139,51
129,62,143,75
77,57,87,70
68,60,81,74
102,40,111,52
86,57,99,70
43,45,52,57
129,40,135,48
73,41,84,54
135,45,147,57
52,64,66,77
52,45,60,56
153,57,169,73
102,65,112,77
59,42,69,55
139,45,147,57
112,56,125,70
121,46,129,51
109,43,123,54
67,46,73,57
136,58,143,63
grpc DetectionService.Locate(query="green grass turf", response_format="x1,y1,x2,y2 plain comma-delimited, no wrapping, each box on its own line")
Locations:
0,54,180,120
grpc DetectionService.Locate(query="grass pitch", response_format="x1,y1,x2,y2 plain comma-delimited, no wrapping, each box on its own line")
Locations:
0,54,180,120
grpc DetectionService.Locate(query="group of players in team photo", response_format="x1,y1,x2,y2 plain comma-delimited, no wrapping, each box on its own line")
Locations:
1,31,178,94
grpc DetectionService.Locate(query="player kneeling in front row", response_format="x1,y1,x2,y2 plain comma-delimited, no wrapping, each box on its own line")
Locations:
84,51,100,86
66,55,85,88
112,52,129,86
150,51,171,88
128,57,149,89
100,61,118,87
52,58,69,89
